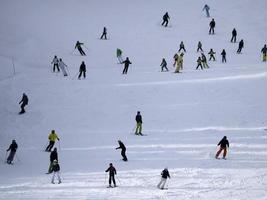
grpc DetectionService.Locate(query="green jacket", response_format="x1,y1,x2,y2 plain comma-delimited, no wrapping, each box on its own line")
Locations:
117,49,122,57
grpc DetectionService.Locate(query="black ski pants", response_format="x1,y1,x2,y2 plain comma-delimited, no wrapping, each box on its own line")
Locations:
178,47,186,52
46,141,55,152
196,63,203,70
78,71,86,79
53,64,60,72
209,55,216,61
222,56,226,63
209,27,214,34
197,47,203,52
20,103,27,113
100,33,107,39
109,175,116,186
231,35,236,43
161,20,168,27
121,149,128,161
78,47,86,56
123,66,129,74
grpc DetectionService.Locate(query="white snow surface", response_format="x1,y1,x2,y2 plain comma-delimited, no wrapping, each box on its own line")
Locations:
0,0,267,199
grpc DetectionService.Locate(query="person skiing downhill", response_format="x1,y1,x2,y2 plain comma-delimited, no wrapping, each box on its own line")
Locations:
6,140,18,164
47,148,58,174
197,41,203,52
135,111,143,135
209,18,215,35
201,53,209,68
58,58,68,76
215,136,229,159
75,41,86,56
161,12,170,27
100,27,107,40
221,49,227,63
173,53,179,67
160,58,168,72
19,93,28,114
51,55,60,72
237,39,244,54
208,48,216,61
157,168,170,189
231,28,237,43
45,130,60,152
202,4,210,17
174,53,184,73
116,140,128,161
51,160,61,184
178,41,186,52
122,57,132,74
116,48,123,64
261,44,267,62
78,61,86,79
196,57,203,70
105,163,117,187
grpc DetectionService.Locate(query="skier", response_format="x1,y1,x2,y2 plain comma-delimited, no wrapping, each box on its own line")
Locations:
116,140,128,161
116,48,123,64
100,27,107,40
215,136,229,159
196,57,203,70
221,49,227,63
58,58,68,76
161,12,170,27
208,48,216,61
202,4,210,17
105,163,117,187
135,111,143,135
19,93,28,114
209,18,215,35
45,130,60,152
157,168,170,189
237,39,244,54
6,140,18,164
174,53,184,73
51,55,60,72
261,44,267,62
75,41,86,56
178,41,186,52
78,61,86,79
173,53,179,67
201,53,209,68
231,28,237,43
47,148,58,174
51,160,61,184
197,41,203,52
122,57,132,74
160,58,168,72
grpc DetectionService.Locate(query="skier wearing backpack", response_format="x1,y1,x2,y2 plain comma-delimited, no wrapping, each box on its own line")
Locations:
105,163,117,187
100,27,107,40
116,140,128,161
122,57,132,74
47,148,58,174
160,58,168,72
161,12,170,27
178,41,186,52
19,93,28,114
197,41,203,52
6,140,18,164
237,39,244,54
135,111,143,135
208,49,216,61
231,28,237,43
202,4,210,17
58,58,68,76
157,168,170,189
75,41,86,56
215,136,229,159
51,160,61,184
261,44,267,62
51,55,60,72
209,18,216,35
78,61,86,79
45,130,60,152
221,49,227,63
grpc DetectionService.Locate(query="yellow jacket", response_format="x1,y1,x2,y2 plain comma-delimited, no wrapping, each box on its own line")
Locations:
48,133,59,142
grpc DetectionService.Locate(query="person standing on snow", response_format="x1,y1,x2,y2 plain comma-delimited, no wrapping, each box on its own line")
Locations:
58,58,68,76
208,48,216,61
45,130,60,152
51,55,60,72
202,4,210,17
100,27,107,40
105,163,117,187
221,49,227,63
231,28,237,43
78,61,86,79
116,140,128,161
157,168,170,189
135,111,143,135
75,41,86,56
261,44,267,62
173,53,179,67
178,41,186,52
6,140,18,164
215,136,229,159
122,57,132,74
209,18,216,35
51,160,61,184
201,53,209,68
116,48,123,64
19,93,29,114
47,148,58,174
160,58,168,72
196,57,203,70
175,53,184,73
197,41,204,52
237,39,244,54
161,12,170,27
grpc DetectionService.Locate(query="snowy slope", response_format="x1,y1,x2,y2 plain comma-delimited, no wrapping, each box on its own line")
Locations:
0,0,267,199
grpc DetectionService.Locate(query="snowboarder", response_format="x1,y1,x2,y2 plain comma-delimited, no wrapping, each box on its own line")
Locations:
173,53,179,67
116,140,128,161
6,140,18,164
122,57,132,74
116,48,123,64
201,53,209,68
237,39,244,54
51,160,61,184
178,41,186,52
58,58,68,76
197,41,203,52
221,49,227,63
45,130,60,152
75,41,86,56
231,28,237,43
209,18,215,35
261,44,267,62
208,48,216,61
19,93,28,114
47,148,58,174
196,57,203,70
161,12,170,27
157,168,170,189
160,58,168,72
135,111,143,135
100,27,107,40
202,4,210,17
215,136,229,159
105,163,117,187
51,55,60,72
78,61,86,79
174,53,184,73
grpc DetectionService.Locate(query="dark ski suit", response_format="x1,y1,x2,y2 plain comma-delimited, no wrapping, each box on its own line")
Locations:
116,141,127,161
221,49,227,63
19,93,28,114
6,140,18,164
209,19,215,34
231,28,237,43
75,41,86,56
105,164,117,187
78,62,86,79
100,27,107,39
215,136,229,159
122,57,132,74
161,12,170,27
237,39,244,53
